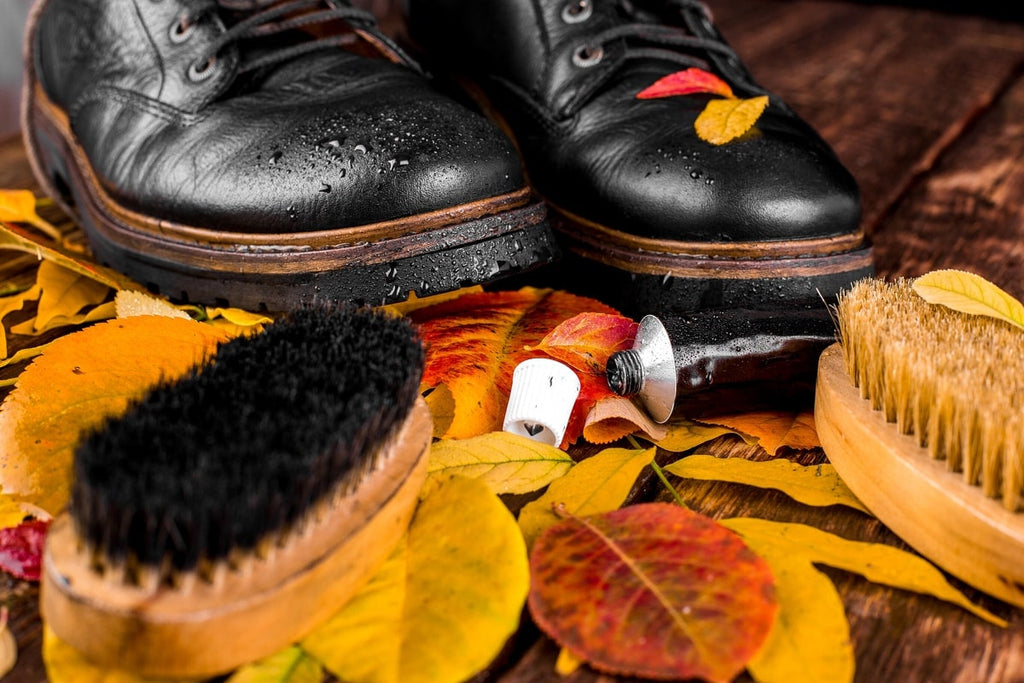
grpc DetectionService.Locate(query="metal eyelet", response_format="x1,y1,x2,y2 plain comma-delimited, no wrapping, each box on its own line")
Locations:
561,0,593,24
187,57,217,82
571,44,604,68
169,18,197,44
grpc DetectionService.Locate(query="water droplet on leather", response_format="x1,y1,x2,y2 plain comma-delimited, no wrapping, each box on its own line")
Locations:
690,170,702,179
354,144,367,154
339,168,346,178
287,205,297,220
388,284,403,298
419,281,432,293
319,183,331,193
385,265,399,282
269,151,283,165
387,159,397,171
398,159,409,166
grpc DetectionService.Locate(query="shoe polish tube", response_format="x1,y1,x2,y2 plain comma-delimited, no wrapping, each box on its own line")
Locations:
607,310,837,422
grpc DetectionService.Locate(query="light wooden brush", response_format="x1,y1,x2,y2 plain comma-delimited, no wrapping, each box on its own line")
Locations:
815,277,1024,607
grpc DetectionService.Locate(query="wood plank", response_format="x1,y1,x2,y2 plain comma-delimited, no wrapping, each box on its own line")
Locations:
709,0,1024,233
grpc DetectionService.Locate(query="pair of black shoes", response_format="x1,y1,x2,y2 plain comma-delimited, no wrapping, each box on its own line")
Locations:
23,0,870,317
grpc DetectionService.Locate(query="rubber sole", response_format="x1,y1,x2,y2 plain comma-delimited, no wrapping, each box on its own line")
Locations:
20,7,559,311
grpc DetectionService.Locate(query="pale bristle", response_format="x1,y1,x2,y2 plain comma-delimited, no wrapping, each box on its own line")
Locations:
837,278,1024,510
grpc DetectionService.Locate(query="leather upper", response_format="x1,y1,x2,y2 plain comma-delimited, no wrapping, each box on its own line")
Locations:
407,0,862,243
32,0,526,233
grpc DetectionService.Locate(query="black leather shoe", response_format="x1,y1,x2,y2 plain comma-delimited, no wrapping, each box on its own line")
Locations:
404,0,872,319
22,0,558,311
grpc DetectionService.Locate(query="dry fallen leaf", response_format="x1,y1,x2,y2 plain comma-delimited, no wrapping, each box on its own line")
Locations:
583,396,669,445
517,446,655,548
665,455,870,514
704,410,819,455
654,417,740,453
0,284,42,359
695,95,769,145
530,503,777,683
32,261,112,333
913,269,1024,331
0,316,230,515
408,288,619,441
114,290,191,319
225,647,323,683
302,477,529,683
423,383,456,438
425,431,574,497
0,190,62,241
635,67,736,99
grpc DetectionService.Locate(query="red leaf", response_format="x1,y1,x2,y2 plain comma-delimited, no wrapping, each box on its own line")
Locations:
529,503,777,682
0,519,50,581
636,68,735,100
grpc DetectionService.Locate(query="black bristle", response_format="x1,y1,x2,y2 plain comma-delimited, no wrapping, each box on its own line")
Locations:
70,306,424,573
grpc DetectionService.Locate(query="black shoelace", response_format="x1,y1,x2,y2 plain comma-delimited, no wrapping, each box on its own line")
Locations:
176,0,418,80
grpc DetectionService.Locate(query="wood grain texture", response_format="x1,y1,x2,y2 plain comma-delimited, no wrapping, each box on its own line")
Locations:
3,0,1024,680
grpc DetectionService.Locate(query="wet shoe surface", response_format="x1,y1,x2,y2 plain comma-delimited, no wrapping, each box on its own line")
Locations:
405,0,872,318
23,0,559,309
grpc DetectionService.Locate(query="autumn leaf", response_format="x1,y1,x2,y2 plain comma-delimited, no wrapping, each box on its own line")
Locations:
379,286,483,317
0,219,141,291
704,410,819,455
695,95,770,145
654,417,742,452
636,68,736,99
423,383,456,437
913,269,1024,331
665,455,870,514
0,609,15,679
722,518,1005,626
226,647,323,683
408,288,619,441
205,306,274,328
43,626,191,683
0,491,26,529
555,648,583,676
530,503,777,683
0,519,48,581
528,312,638,376
0,190,61,241
583,396,669,445
518,446,655,548
726,522,853,683
0,316,230,515
0,284,42,359
31,261,111,333
303,476,529,683
425,431,574,497
114,290,191,319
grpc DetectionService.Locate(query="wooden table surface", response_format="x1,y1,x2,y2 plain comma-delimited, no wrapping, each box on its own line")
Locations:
3,0,1024,680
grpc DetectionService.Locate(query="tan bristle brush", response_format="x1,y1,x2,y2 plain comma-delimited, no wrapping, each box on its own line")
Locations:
42,306,432,678
815,277,1024,607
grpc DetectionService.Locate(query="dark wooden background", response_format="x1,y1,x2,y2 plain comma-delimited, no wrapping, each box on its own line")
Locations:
3,0,1024,680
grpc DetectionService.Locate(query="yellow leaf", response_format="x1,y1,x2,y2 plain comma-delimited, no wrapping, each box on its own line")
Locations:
0,283,42,359
721,522,853,683
723,518,1005,627
205,306,275,327
379,286,483,317
0,316,230,515
425,431,574,497
423,383,455,438
43,626,189,683
913,269,1024,331
226,647,323,683
654,417,737,452
0,609,15,679
517,446,655,548
34,261,112,333
0,190,61,241
303,477,529,683
704,410,819,455
695,95,770,145
665,455,870,514
555,648,584,676
0,221,141,291
582,396,669,445
0,491,26,529
114,290,190,320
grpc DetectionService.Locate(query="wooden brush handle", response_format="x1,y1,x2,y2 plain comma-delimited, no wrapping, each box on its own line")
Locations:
816,344,1024,608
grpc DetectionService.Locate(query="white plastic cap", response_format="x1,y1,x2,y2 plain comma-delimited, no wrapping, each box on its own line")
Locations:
503,358,581,447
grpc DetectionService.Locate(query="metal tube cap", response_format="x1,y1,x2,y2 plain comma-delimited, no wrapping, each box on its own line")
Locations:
503,358,581,447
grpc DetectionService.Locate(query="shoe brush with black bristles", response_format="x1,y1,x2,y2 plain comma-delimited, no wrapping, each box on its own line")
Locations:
815,278,1024,608
41,306,433,678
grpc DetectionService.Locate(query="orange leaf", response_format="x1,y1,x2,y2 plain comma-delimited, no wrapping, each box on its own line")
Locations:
529,503,777,683
583,396,669,445
704,410,820,455
695,95,769,145
636,68,735,100
408,288,620,440
0,317,230,515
